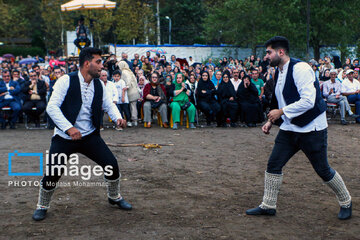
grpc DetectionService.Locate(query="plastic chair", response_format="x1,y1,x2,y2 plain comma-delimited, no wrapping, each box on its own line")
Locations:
170,110,189,128
141,107,163,127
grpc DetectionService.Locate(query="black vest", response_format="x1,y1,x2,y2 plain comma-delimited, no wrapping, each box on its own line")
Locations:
51,71,103,134
270,58,326,127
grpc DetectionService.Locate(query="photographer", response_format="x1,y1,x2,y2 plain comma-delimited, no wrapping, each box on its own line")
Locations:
73,16,91,50
104,54,118,79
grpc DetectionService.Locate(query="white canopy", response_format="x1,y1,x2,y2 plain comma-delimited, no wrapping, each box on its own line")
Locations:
61,0,116,12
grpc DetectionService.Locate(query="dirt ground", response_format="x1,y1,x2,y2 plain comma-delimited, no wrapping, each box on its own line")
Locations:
0,123,359,240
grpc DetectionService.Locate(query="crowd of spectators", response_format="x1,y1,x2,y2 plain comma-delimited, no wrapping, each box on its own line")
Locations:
1,51,360,130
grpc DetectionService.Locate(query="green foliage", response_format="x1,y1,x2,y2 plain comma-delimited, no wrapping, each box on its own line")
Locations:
160,0,205,45
203,0,359,59
0,46,45,56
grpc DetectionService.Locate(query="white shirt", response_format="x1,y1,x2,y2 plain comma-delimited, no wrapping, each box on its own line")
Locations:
4,82,13,99
230,78,242,91
275,60,327,133
341,78,360,94
103,80,118,103
115,79,129,104
47,71,122,140
322,80,342,97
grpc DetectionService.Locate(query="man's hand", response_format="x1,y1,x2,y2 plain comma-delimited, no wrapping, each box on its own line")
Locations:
267,109,283,123
9,86,14,90
262,121,272,134
66,127,82,140
335,94,340,99
201,90,206,93
229,97,234,101
117,118,127,128
155,96,161,102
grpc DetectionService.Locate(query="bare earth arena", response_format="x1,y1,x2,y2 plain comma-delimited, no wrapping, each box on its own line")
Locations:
0,124,359,239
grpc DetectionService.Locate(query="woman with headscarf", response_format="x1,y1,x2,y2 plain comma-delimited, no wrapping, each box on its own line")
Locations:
117,61,141,127
217,71,238,127
142,72,169,128
196,71,221,126
211,70,222,89
168,73,196,129
137,76,148,121
237,74,264,127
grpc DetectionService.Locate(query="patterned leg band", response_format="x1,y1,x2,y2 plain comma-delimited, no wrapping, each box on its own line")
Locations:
36,185,56,209
105,176,121,200
260,171,283,209
325,171,351,207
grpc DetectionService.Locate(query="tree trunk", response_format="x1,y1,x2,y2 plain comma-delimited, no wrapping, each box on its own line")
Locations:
313,43,320,61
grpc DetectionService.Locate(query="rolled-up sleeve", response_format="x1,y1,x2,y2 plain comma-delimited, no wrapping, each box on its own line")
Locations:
46,75,73,132
282,63,316,119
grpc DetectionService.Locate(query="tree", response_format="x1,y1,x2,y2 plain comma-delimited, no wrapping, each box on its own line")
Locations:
160,0,205,45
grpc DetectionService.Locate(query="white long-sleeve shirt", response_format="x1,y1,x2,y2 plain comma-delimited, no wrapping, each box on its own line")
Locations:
341,78,360,94
47,71,122,139
103,80,118,103
275,60,327,133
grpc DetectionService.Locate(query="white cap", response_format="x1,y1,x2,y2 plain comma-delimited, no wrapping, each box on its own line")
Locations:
346,69,354,75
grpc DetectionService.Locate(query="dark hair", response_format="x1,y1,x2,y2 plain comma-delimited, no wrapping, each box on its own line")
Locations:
79,47,102,67
200,70,209,80
113,70,122,76
32,64,39,69
2,69,10,75
12,69,20,74
222,70,231,79
264,36,290,55
243,74,251,81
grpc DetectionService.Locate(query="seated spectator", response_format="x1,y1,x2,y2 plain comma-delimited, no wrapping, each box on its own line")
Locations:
0,70,21,129
113,70,130,130
22,71,47,127
211,70,222,89
168,73,196,129
142,72,169,128
237,75,264,127
251,69,265,102
137,76,148,121
323,69,358,125
341,69,360,123
11,69,26,102
230,69,242,91
142,58,153,78
320,69,331,81
217,71,238,127
185,74,198,105
196,71,221,126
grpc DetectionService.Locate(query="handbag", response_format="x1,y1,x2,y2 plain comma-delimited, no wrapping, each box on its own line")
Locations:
151,100,163,109
181,102,191,110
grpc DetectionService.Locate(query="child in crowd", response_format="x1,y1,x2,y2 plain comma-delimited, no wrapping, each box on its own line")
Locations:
113,70,131,130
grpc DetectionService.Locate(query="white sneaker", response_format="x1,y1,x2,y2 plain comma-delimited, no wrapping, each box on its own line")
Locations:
115,126,123,131
133,121,138,127
127,122,132,127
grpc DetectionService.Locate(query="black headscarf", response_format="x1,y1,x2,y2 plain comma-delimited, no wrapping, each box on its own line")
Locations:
197,71,216,102
217,70,236,102
237,75,260,104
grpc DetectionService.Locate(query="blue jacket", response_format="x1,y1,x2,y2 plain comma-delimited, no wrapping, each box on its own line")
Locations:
0,80,21,103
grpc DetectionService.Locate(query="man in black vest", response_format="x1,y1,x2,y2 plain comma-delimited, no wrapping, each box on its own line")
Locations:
32,48,132,221
246,36,352,220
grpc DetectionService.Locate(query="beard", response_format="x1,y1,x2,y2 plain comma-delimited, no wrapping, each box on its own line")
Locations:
269,55,281,67
89,66,101,79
